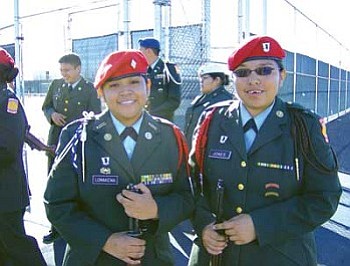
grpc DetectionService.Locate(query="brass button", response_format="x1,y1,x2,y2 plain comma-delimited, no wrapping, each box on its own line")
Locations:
236,207,243,214
241,161,247,167
65,100,69,104
238,183,244,190
77,102,81,105
64,108,68,112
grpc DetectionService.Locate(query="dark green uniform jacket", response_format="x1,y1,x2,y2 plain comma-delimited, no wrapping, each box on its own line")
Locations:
0,87,29,212
189,97,341,266
0,86,46,266
42,78,101,148
147,58,181,121
184,85,232,146
44,111,194,266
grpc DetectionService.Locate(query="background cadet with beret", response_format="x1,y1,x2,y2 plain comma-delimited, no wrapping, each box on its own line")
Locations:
139,37,181,122
188,36,342,266
44,49,194,265
184,62,232,147
41,53,101,257
0,48,47,265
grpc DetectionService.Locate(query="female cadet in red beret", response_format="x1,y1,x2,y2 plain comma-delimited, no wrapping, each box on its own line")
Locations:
44,49,194,265
188,36,342,265
0,48,47,265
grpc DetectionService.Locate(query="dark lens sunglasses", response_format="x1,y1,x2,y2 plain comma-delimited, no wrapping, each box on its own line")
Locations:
233,66,276,77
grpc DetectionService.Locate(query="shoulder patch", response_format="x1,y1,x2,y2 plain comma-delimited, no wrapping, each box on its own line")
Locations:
7,97,19,114
319,117,329,143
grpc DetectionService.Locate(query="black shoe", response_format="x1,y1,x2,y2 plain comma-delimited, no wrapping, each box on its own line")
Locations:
43,230,59,244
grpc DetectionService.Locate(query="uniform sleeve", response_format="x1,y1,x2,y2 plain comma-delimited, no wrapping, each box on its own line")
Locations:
250,116,342,246
42,80,57,124
151,63,181,115
44,126,111,264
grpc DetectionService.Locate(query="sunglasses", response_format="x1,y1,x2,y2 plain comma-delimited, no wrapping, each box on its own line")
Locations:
233,66,276,77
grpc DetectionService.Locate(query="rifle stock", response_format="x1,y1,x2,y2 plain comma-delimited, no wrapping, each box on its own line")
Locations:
210,179,224,266
126,183,143,238
25,131,56,157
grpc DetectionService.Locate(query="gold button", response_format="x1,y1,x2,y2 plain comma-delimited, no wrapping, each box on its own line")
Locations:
241,161,247,167
77,102,81,105
238,183,244,190
236,207,243,214
64,108,68,112
65,100,69,104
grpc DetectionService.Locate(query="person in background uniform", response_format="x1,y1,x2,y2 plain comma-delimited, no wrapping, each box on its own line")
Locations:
44,50,194,265
139,37,181,122
41,53,101,263
184,62,232,146
188,36,342,266
0,48,47,266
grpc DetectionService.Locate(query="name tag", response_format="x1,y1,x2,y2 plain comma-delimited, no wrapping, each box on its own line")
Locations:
208,149,232,160
92,175,118,185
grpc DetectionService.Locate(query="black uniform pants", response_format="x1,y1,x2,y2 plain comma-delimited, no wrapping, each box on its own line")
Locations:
0,209,46,266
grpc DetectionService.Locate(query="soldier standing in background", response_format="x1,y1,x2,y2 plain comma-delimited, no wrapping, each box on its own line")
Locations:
0,47,46,266
184,63,232,147
139,37,181,122
41,53,101,264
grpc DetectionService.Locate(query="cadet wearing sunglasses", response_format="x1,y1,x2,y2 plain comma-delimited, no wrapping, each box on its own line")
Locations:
188,36,340,266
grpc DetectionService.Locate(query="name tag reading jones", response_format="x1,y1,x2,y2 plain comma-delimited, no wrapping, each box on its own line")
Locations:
208,149,232,160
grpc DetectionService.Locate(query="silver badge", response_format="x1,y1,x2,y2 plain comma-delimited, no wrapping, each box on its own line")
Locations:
220,135,228,144
101,157,110,166
276,110,284,118
104,133,112,141
145,132,153,140
100,167,111,175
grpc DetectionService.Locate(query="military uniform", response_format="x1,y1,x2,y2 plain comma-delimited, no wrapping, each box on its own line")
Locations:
42,78,101,167
147,58,181,121
184,85,232,145
189,97,341,266
0,86,46,265
44,111,194,266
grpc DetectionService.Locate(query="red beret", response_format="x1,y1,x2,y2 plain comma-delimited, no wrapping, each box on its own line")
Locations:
0,48,15,66
94,50,148,89
228,36,285,71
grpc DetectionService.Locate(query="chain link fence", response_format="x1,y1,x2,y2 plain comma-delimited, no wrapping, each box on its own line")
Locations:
1,0,350,126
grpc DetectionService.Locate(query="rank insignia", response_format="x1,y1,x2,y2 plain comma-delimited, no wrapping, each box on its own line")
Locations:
264,182,280,198
7,98,19,114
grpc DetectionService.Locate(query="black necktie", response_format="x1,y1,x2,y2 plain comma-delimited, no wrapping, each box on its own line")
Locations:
68,84,73,92
243,118,258,133
120,127,138,141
